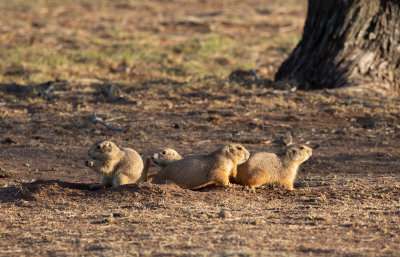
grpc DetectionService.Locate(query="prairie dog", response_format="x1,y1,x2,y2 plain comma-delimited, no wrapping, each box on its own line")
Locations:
85,140,144,190
235,145,312,191
151,143,250,190
142,148,184,181
151,148,183,167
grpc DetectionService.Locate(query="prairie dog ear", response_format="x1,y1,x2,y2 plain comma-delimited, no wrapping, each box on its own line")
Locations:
226,144,236,153
288,148,297,157
222,145,231,154
104,142,114,152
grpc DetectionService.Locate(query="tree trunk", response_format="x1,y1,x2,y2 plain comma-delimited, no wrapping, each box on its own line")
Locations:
275,0,400,94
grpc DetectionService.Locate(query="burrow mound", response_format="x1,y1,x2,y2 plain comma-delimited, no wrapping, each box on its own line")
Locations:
9,180,196,201
5,178,395,205
4,179,303,203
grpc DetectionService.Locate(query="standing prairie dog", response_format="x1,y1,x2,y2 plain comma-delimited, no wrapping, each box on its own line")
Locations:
85,140,144,190
151,143,250,190
235,144,312,191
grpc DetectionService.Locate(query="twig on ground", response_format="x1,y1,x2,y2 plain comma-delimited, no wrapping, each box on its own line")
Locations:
66,78,104,84
105,116,125,123
92,111,128,132
38,84,54,102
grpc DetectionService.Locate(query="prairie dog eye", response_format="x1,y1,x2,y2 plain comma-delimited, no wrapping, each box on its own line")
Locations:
237,146,242,150
299,146,304,150
97,145,101,150
162,151,166,155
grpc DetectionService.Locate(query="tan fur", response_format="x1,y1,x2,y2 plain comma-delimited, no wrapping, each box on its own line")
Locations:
143,148,184,181
151,143,250,190
235,145,312,191
85,140,144,190
142,157,152,182
151,148,183,167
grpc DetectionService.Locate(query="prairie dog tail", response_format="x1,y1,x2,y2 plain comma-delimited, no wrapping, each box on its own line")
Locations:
142,157,160,181
191,181,217,190
141,157,152,182
147,172,158,180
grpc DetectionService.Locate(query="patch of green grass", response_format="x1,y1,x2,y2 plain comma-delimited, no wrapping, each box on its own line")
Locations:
168,34,256,78
274,34,302,48
0,0,306,84
199,34,233,55
254,36,272,44
173,39,201,56
73,50,104,64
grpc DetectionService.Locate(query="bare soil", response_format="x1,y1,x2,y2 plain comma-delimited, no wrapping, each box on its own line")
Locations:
1,0,400,256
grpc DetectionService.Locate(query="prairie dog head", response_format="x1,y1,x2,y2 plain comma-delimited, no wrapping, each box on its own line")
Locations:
88,140,119,160
285,144,312,164
223,143,250,165
151,148,182,167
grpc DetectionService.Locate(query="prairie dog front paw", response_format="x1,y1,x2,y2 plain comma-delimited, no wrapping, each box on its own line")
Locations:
85,160,94,167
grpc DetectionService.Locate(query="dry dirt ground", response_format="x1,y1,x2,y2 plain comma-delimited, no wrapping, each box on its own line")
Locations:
1,0,400,256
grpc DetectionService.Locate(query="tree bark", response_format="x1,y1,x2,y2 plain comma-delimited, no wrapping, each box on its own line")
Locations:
275,0,400,94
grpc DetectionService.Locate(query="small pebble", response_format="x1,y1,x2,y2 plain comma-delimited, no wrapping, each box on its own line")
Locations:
218,210,232,219
107,214,115,224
